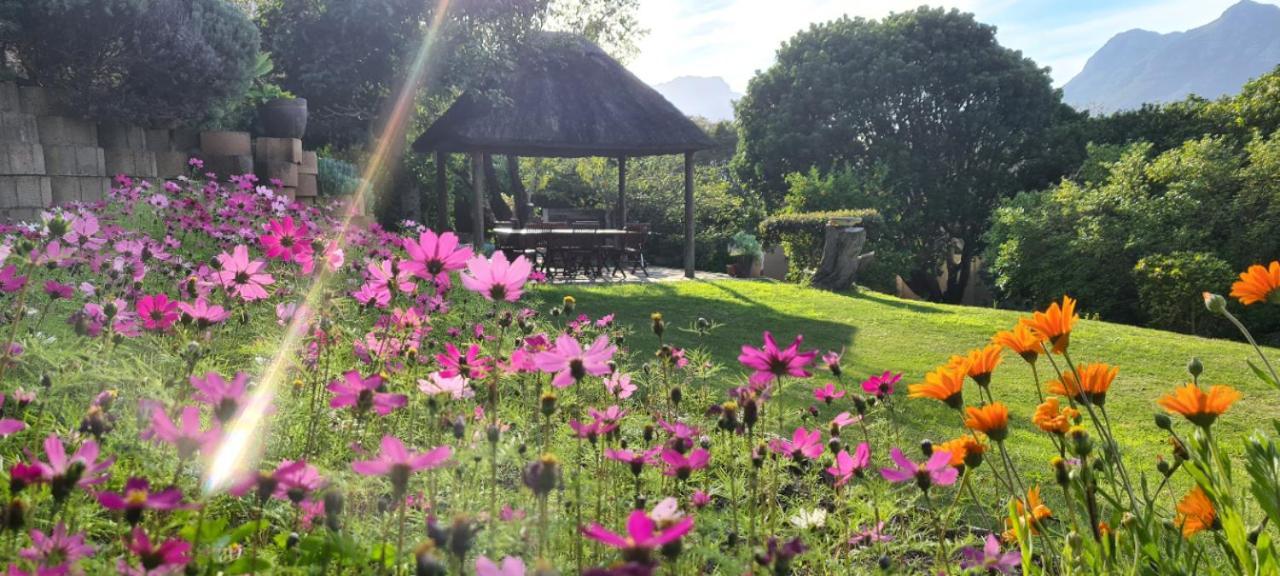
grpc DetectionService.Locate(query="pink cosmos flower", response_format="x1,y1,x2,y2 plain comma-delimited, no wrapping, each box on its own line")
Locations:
351,435,452,496
879,447,958,491
352,281,390,308
0,393,25,437
604,372,637,399
366,258,417,297
460,252,532,302
581,509,695,564
960,534,1022,574
34,434,114,498
605,447,662,474
417,372,472,400
861,371,901,399
827,443,871,487
118,527,191,575
42,280,73,300
274,459,326,503
830,411,861,431
660,447,710,480
176,297,229,328
215,245,274,301
823,350,842,375
436,343,491,379
770,427,824,460
0,264,26,293
190,372,249,424
848,522,893,547
738,332,818,386
146,406,219,460
534,334,616,388
691,490,711,509
475,556,525,576
135,294,179,331
19,523,94,569
812,382,844,403
258,216,312,263
328,371,406,416
403,230,472,286
98,477,188,525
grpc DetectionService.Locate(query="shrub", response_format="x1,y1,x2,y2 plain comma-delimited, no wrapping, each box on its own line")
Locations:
1132,251,1234,335
758,208,886,286
9,0,259,126
317,156,363,197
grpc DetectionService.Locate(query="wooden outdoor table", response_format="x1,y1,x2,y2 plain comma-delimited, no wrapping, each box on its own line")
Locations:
492,227,630,236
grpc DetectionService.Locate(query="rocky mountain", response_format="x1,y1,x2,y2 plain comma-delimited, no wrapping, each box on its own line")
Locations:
1063,0,1280,114
651,76,740,122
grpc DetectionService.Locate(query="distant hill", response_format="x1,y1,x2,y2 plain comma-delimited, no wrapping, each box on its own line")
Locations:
651,76,740,122
1063,0,1280,114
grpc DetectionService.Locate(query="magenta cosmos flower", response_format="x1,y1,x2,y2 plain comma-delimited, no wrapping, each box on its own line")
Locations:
176,297,229,328
827,442,871,487
879,447,957,492
20,522,95,569
98,477,188,526
582,509,695,564
258,216,312,263
960,534,1021,574
812,382,844,403
534,334,616,388
136,294,179,331
460,252,532,302
190,371,249,424
403,229,472,286
352,435,452,497
118,526,191,575
328,371,406,416
738,332,818,386
861,371,901,399
660,447,710,480
770,427,824,461
146,405,220,460
0,393,25,437
215,245,274,301
35,434,114,501
475,556,525,576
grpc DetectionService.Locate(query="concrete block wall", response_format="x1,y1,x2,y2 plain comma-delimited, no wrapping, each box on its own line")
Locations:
1,82,330,223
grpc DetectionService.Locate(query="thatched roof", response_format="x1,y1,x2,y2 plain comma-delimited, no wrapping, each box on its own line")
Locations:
413,32,714,158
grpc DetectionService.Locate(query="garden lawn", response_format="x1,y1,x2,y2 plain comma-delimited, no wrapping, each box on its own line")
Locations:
546,279,1280,490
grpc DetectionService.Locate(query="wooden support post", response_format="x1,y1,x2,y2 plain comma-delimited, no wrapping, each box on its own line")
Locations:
472,152,486,247
683,151,695,279
434,151,449,231
617,156,628,227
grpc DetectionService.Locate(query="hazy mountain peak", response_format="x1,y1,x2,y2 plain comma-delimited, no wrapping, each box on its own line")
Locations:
651,76,742,122
1063,0,1280,114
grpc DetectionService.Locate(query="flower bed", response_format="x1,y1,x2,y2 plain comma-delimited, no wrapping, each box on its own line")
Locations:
1,168,1280,574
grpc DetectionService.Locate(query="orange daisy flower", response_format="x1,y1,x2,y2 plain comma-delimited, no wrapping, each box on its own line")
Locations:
964,402,1010,442
1022,296,1079,354
1004,486,1053,540
1032,397,1080,435
1158,384,1242,428
908,364,966,410
1047,363,1118,406
937,435,986,469
1176,486,1218,538
963,344,1004,387
992,323,1043,364
1230,262,1280,306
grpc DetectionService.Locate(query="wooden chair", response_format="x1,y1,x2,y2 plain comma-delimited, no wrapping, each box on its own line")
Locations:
615,224,650,277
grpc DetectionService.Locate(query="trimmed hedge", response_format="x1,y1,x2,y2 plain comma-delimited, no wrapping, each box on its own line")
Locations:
758,209,882,283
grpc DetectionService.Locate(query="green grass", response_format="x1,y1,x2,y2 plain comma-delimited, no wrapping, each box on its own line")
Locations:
546,279,1280,490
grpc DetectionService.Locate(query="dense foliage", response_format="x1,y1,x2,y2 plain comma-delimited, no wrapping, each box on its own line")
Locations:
4,0,259,125
986,68,1280,338
757,208,885,286
735,7,1072,302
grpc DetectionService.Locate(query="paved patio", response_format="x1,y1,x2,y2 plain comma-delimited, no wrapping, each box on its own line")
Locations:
550,265,732,284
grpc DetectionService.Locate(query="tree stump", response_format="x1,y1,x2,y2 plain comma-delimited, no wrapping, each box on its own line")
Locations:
811,223,869,291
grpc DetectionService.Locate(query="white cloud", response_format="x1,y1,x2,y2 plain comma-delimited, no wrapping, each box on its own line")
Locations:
632,0,1280,91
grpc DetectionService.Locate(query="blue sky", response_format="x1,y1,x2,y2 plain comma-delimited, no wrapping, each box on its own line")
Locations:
630,0,1280,91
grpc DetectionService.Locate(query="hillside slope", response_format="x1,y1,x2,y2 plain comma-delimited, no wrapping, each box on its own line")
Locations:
551,280,1280,477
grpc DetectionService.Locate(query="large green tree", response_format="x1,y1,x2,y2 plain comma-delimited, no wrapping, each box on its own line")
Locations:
735,7,1069,302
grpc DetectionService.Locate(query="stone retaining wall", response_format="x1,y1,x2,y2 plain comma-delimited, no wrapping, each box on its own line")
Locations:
0,82,347,223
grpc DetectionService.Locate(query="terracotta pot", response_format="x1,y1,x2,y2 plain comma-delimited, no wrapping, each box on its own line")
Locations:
258,97,308,139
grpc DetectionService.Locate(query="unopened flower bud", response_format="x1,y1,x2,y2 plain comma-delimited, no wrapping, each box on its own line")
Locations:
1187,357,1203,378
1203,292,1227,315
920,439,934,457
1154,413,1172,431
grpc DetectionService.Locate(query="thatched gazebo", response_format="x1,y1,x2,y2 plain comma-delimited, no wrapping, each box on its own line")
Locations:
413,32,714,278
